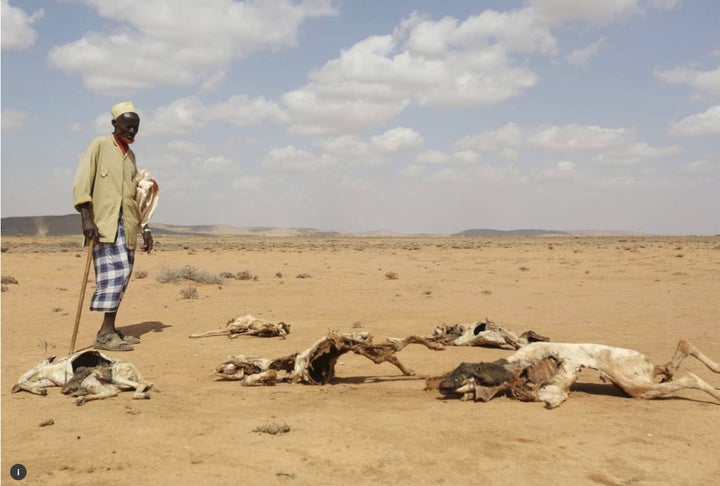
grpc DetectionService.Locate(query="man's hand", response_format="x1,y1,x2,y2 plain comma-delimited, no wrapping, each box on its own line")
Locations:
79,204,99,241
142,228,154,253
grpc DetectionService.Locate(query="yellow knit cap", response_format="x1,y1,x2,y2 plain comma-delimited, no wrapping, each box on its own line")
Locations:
111,101,137,119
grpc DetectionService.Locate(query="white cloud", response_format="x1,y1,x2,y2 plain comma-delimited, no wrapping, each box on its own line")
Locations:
654,65,720,100
232,176,264,191
205,95,288,126
369,127,423,154
415,150,451,165
594,142,682,165
528,124,631,152
669,105,720,136
311,127,422,167
1,1,44,50
283,9,553,134
143,95,286,135
191,156,237,175
166,140,204,154
454,122,523,152
1,108,31,131
538,160,578,180
283,88,408,135
48,0,338,95
526,0,640,27
678,160,717,173
565,38,606,67
262,145,335,173
144,97,204,135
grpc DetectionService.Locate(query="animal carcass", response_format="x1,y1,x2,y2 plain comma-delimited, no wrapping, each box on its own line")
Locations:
12,350,154,405
428,340,720,409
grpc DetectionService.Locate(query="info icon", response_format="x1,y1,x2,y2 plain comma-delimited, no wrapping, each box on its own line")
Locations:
10,464,27,481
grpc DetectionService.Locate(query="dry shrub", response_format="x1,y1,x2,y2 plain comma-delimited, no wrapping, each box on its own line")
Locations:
134,270,149,279
179,286,199,299
252,422,290,435
385,271,399,280
296,273,312,279
236,270,254,280
2,276,18,284
157,266,223,284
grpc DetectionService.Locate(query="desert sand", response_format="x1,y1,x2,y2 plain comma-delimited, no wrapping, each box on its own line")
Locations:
2,235,719,485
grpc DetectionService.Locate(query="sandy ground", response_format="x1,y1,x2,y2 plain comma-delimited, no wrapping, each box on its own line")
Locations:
2,235,720,486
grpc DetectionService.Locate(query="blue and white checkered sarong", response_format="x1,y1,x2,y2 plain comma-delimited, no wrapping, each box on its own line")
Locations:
90,218,135,312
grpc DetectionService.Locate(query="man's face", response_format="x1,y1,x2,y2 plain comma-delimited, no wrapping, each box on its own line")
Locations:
112,112,140,144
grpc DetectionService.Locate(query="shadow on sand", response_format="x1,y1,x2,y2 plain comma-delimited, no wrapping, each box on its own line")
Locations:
117,321,172,339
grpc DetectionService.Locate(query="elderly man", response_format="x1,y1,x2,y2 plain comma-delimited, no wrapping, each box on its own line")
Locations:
73,101,153,351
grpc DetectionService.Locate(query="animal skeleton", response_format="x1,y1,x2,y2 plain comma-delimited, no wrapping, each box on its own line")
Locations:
215,331,444,385
189,314,290,339
401,318,549,350
12,350,154,405
428,340,720,409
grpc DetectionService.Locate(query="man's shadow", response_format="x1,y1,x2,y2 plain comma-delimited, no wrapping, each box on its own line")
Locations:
118,321,171,339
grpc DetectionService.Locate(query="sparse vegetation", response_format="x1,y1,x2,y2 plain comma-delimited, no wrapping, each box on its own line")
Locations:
179,286,199,299
252,422,291,435
296,273,312,279
156,266,223,284
134,269,149,279
2,276,19,284
236,270,255,281
385,271,399,280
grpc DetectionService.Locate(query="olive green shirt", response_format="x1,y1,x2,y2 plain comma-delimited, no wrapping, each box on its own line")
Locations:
73,134,142,249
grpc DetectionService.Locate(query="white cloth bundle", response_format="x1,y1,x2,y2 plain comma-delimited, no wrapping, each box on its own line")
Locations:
134,169,159,226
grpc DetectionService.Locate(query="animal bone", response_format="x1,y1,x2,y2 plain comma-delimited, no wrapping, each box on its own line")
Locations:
428,340,720,409
12,350,154,405
215,331,444,386
189,314,290,339
392,318,549,350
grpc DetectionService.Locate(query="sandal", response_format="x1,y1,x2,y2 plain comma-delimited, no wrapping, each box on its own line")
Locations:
94,333,134,351
116,330,141,344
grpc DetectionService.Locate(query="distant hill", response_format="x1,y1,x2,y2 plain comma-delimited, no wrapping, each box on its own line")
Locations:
452,228,568,237
1,214,648,238
0,214,344,238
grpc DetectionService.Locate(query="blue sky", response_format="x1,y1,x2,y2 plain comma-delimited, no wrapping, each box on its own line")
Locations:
2,0,719,235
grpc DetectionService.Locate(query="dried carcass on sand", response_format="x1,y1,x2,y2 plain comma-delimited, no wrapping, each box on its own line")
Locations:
391,318,549,350
189,314,290,339
215,331,444,385
12,350,154,406
426,340,720,409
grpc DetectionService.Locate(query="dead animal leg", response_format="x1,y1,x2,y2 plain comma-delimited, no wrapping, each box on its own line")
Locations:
110,375,154,399
385,335,445,351
630,373,720,402
657,340,720,380
351,347,415,375
75,387,119,405
189,330,231,338
12,381,53,396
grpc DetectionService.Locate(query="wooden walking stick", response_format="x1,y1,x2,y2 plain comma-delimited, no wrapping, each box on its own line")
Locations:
70,239,95,354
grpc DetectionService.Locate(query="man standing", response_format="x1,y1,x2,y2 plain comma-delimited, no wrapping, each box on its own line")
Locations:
73,101,153,351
